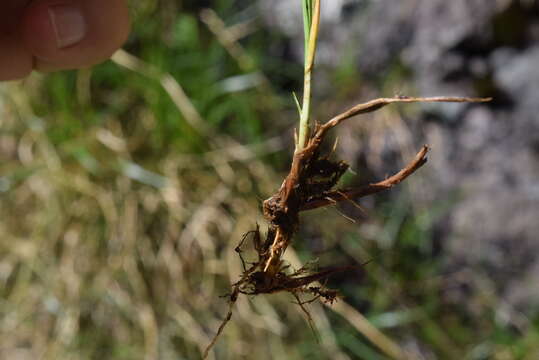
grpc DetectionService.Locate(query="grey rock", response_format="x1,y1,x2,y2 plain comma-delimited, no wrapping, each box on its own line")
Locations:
260,0,539,314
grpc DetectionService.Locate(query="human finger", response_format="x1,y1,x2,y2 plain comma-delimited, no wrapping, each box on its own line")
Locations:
20,0,130,72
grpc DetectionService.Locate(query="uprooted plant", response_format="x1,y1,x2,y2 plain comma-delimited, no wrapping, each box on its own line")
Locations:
203,1,490,358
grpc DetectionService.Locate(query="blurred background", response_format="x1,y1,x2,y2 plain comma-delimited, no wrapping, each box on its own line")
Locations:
1,0,538,359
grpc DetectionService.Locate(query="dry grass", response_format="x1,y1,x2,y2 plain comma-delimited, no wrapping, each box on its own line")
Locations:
1,75,295,359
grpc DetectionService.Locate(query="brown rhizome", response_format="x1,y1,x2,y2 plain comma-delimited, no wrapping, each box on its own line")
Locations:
202,1,491,358
201,96,489,359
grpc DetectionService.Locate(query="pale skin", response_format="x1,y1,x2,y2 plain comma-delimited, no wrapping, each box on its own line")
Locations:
0,0,130,81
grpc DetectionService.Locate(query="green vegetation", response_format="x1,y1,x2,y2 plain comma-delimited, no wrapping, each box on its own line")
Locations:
1,1,538,359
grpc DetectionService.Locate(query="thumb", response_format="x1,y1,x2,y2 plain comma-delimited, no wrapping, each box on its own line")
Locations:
21,0,130,72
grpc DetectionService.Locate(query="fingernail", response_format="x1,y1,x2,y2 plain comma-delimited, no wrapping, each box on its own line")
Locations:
48,5,86,48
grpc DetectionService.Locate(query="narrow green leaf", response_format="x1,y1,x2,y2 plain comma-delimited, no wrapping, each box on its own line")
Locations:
292,91,302,115
302,0,313,63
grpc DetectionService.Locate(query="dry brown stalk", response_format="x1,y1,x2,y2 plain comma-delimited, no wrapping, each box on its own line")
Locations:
202,95,491,359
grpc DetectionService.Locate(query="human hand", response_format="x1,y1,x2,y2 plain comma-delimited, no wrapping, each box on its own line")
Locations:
1,0,130,81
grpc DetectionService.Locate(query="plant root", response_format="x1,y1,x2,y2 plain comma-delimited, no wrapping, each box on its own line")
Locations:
202,96,490,359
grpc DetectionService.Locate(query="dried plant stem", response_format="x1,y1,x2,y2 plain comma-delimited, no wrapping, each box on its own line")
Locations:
313,96,492,141
330,300,411,360
200,8,255,71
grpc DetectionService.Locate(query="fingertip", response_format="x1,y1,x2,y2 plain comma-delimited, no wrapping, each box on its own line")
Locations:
20,1,57,59
21,0,130,70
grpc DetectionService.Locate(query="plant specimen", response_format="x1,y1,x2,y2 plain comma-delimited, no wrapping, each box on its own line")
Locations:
202,1,490,358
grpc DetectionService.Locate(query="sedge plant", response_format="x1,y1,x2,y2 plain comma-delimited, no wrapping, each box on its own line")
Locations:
202,1,490,358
